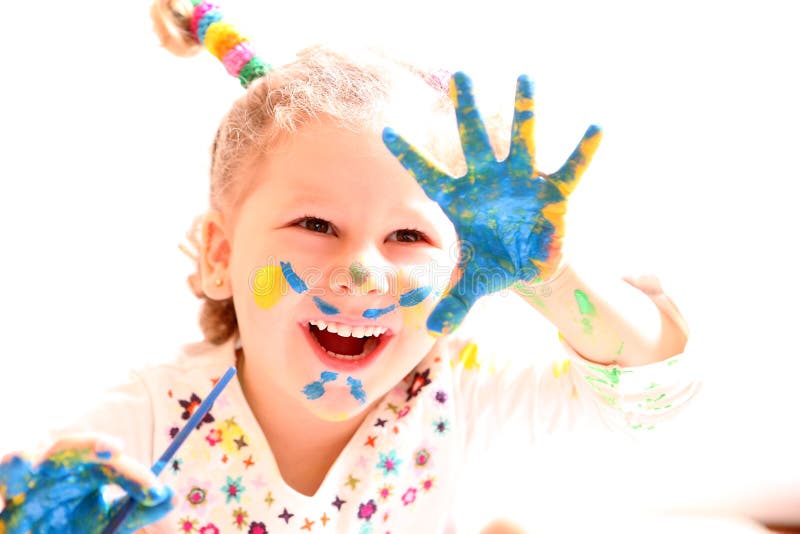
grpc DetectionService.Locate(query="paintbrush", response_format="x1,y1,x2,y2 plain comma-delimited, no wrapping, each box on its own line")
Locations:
101,366,237,534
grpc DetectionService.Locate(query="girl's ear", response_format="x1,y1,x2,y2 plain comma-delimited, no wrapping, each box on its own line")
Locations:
200,210,233,300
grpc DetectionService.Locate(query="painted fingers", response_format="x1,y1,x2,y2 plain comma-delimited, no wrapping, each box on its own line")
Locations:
0,434,173,534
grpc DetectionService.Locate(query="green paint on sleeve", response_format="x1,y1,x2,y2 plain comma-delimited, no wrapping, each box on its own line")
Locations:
574,289,597,316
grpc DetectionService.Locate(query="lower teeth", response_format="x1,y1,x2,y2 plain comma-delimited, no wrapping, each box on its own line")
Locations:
325,336,379,361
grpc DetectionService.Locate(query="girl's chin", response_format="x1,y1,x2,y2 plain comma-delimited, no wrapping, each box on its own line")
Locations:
299,384,372,422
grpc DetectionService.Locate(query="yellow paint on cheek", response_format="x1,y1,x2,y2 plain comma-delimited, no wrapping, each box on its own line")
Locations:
253,266,287,310
330,413,350,422
401,302,428,331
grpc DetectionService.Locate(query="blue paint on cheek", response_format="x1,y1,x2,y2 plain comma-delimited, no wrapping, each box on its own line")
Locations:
280,261,308,293
362,304,396,319
398,286,433,307
302,371,339,400
313,296,340,315
346,376,367,405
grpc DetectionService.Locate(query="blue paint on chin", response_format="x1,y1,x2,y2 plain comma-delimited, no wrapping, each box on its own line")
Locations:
362,304,396,319
320,371,338,382
95,450,113,461
346,376,367,405
398,286,433,307
302,371,339,400
313,296,340,315
280,261,308,294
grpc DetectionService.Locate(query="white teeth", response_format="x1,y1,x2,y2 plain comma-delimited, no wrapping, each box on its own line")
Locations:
337,325,352,337
309,320,388,338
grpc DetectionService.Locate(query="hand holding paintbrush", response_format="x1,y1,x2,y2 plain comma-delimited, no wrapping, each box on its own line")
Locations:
0,367,236,533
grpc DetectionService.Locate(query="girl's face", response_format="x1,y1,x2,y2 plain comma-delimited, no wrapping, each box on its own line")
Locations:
225,119,458,421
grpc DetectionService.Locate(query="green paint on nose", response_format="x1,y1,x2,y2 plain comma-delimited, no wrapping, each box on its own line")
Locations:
349,263,369,285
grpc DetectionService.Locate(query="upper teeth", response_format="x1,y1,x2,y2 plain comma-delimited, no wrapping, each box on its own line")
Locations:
309,320,387,338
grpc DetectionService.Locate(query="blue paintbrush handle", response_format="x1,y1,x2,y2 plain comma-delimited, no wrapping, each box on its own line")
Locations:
101,366,237,534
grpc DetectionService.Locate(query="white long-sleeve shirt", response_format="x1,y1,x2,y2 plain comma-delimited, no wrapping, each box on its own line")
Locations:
48,291,700,534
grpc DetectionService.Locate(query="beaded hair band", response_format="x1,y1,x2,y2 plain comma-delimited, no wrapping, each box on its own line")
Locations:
187,0,270,87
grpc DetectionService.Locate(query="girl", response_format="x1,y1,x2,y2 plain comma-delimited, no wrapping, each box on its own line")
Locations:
0,1,697,532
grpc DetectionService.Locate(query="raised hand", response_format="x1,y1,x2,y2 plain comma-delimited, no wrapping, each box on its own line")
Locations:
0,435,173,534
383,72,601,335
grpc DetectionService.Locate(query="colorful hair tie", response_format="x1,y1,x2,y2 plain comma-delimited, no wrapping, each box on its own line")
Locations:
188,0,270,87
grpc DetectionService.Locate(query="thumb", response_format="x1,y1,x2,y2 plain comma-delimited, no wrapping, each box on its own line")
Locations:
426,285,478,336
122,487,175,533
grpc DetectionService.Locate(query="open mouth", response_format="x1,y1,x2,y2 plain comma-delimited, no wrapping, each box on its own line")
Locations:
303,319,392,370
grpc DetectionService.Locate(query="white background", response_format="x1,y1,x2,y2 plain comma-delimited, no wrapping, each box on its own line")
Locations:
1,0,798,528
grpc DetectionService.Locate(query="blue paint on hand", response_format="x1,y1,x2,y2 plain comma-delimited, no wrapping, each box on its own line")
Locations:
0,449,173,533
362,304,396,319
346,376,367,405
398,286,433,307
313,296,340,316
382,72,602,335
280,261,309,294
302,371,339,400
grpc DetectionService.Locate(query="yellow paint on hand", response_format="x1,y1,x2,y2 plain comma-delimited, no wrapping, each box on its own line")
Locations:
253,265,287,310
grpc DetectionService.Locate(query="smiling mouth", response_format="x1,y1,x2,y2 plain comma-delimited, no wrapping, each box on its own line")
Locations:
308,320,389,361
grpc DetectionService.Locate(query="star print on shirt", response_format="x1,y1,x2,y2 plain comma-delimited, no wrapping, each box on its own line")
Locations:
345,474,361,490
374,418,387,427
278,507,294,523
364,435,377,447
321,513,330,526
406,368,432,401
301,518,315,530
234,435,248,449
178,393,215,428
332,495,346,510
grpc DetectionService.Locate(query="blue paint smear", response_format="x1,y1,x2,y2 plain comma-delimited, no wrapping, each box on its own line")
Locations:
302,381,326,400
347,376,367,405
0,451,174,531
320,371,338,382
302,371,339,400
398,286,433,307
313,296,340,315
362,304,396,319
280,261,308,294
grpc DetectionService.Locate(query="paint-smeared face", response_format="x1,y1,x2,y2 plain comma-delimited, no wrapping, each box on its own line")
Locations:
228,119,458,421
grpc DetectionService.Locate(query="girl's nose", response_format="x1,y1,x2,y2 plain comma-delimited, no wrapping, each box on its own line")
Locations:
331,260,390,295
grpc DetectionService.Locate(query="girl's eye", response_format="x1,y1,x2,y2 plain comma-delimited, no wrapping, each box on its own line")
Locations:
297,217,334,235
388,229,427,243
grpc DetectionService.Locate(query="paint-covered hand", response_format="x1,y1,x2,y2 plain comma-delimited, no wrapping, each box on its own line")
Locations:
383,72,601,334
0,436,173,534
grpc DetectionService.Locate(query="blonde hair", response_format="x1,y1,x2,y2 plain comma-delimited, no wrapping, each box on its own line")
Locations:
153,0,510,345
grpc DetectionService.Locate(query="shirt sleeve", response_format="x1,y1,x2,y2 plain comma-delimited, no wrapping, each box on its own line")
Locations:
450,281,702,456
41,370,155,467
